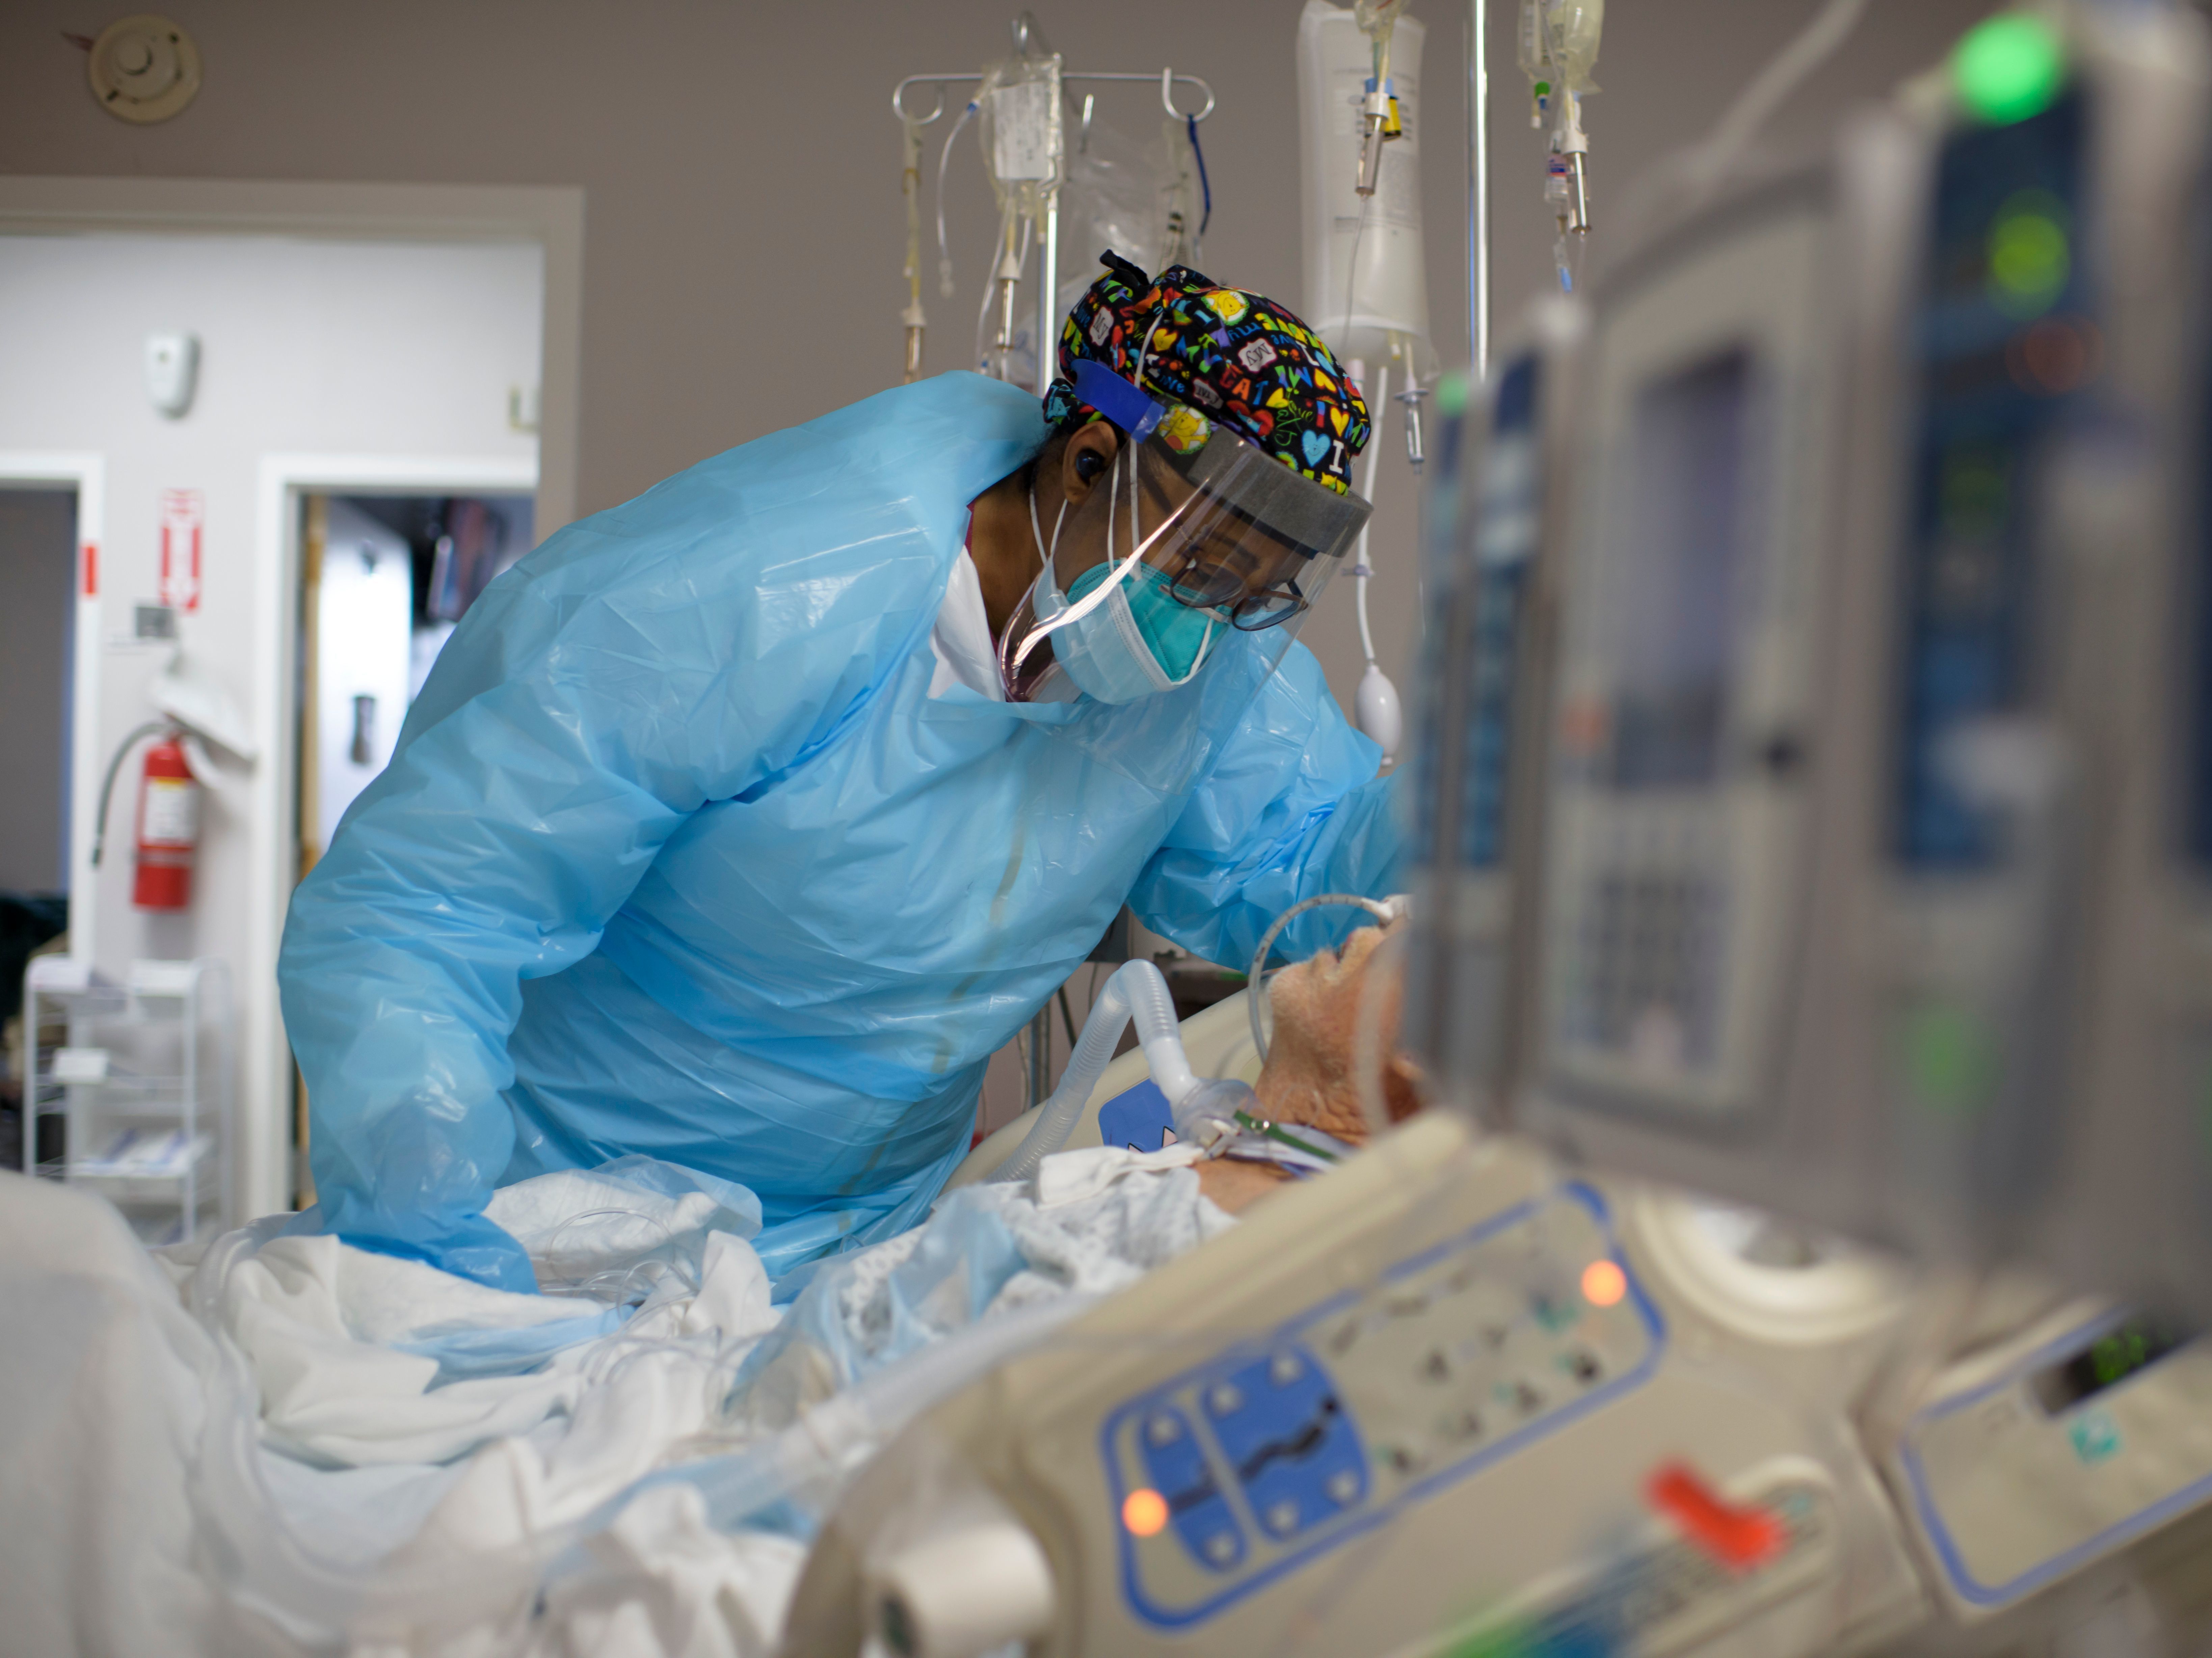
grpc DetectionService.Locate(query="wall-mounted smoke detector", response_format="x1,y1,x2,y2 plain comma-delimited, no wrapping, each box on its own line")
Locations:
87,15,202,125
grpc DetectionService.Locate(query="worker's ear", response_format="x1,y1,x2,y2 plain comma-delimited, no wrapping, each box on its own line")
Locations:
1060,424,1121,509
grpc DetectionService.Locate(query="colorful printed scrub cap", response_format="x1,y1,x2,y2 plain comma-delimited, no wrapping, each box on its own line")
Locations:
1042,251,1373,494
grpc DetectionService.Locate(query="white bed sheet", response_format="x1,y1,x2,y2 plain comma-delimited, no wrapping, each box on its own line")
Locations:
0,1141,1228,1657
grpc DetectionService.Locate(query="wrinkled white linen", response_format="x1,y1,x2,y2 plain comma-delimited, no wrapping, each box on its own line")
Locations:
1032,1138,1206,1207
527,1484,806,1658
0,1142,1232,1657
220,1232,592,1466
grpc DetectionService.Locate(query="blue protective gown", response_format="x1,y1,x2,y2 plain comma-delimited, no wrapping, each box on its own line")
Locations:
279,373,1402,1292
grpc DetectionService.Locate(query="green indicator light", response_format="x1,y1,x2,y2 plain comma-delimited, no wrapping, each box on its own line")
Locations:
1987,188,2070,318
1954,12,2066,126
1435,370,1472,418
1901,1001,1999,1118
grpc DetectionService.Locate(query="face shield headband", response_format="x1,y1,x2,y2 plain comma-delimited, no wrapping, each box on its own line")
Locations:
998,395,1373,705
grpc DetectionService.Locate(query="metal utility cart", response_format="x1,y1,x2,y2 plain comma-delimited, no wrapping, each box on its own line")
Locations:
19,956,233,1246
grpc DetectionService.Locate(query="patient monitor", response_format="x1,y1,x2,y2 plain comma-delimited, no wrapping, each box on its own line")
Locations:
1502,5,2212,1291
1471,3,2212,1638
1406,299,1585,1120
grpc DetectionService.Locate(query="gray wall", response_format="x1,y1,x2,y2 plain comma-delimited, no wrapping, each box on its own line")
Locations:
0,0,1994,724
0,490,75,892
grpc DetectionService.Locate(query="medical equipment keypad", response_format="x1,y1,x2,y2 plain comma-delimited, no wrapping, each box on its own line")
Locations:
1102,1184,1662,1626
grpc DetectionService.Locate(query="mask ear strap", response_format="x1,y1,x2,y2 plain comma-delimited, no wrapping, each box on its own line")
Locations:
1107,446,1150,582
1027,481,1068,567
1104,447,1116,569
1166,616,1221,688
1011,483,1079,680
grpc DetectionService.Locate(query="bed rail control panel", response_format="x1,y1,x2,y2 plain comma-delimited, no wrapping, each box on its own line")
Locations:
1101,1184,1664,1626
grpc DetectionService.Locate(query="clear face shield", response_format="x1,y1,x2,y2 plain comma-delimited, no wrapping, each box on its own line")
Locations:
1000,407,1374,705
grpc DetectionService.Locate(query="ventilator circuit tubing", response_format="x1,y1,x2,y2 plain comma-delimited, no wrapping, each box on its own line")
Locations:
990,959,1197,1185
1248,893,1400,1065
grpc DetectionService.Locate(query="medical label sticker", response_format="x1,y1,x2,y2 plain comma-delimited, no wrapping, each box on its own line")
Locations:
141,776,199,848
159,488,203,612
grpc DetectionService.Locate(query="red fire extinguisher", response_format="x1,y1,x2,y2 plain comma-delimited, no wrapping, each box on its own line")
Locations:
94,716,220,912
131,732,199,910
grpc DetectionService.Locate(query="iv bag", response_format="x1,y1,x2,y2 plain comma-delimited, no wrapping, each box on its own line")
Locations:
976,52,1065,220
1521,0,1603,96
1055,110,1168,319
1156,116,1203,272
1548,0,1603,92
1297,0,1433,368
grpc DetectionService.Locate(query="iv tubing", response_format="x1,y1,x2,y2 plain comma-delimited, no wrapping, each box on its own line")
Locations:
935,99,977,299
990,959,1197,1184
1186,112,1212,237
1247,893,1400,1064
1470,0,1490,378
1353,361,1392,667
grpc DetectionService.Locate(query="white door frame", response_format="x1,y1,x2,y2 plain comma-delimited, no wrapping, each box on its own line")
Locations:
0,454,106,964
250,454,537,1218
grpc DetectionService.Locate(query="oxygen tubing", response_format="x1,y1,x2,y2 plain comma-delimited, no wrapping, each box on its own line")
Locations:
990,959,1195,1185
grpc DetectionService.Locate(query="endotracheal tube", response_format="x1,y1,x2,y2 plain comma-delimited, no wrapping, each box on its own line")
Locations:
1520,0,1604,291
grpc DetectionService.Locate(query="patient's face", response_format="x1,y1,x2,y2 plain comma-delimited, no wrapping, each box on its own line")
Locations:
1254,920,1423,1142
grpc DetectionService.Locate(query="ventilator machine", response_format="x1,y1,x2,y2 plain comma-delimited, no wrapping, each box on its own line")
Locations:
781,8,2212,1656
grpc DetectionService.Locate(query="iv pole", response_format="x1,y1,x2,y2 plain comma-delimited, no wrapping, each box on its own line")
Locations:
1470,0,1491,379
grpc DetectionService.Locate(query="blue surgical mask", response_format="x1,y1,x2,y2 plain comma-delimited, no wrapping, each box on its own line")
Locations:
1027,459,1222,705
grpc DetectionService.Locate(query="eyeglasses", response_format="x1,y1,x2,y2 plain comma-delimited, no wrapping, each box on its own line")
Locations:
1159,555,1311,631
1136,477,1314,630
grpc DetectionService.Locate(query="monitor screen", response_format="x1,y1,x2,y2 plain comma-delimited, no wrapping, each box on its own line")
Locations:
1606,348,1755,791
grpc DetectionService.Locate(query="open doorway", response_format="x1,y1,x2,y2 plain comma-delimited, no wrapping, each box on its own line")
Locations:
0,488,77,1174
0,489,76,895
296,491,535,871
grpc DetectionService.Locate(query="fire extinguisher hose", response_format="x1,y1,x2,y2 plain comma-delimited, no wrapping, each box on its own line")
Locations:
90,720,179,870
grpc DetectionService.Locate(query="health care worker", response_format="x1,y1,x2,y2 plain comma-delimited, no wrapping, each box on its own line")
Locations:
278,257,1404,1292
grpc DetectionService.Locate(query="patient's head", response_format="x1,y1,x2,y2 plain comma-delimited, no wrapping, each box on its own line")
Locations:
1254,920,1424,1144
